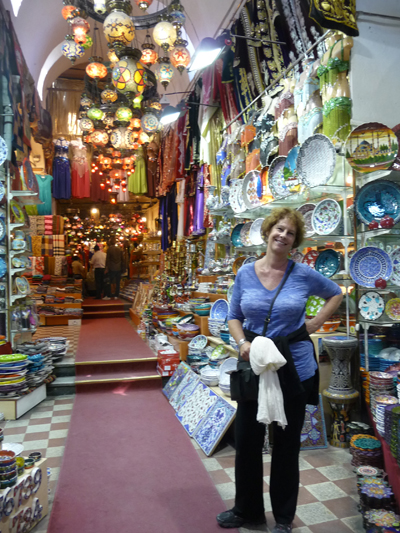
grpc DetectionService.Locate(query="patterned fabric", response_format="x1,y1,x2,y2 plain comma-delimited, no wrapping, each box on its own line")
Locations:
44,215,53,235
52,216,64,235
31,235,42,257
42,235,53,256
54,256,64,276
29,216,37,236
44,256,56,275
309,0,359,37
53,235,65,256
36,216,45,234
32,257,44,276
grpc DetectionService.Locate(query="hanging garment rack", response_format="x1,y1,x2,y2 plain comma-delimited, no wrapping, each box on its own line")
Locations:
221,29,332,132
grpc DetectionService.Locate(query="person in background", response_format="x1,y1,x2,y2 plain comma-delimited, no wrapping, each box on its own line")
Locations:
90,244,107,300
71,255,87,298
106,236,123,300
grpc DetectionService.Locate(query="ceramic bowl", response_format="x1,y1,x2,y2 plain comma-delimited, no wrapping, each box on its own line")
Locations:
195,309,210,317
15,457,24,468
24,458,35,469
0,468,17,481
29,452,42,462
219,382,231,396
0,476,17,489
0,451,16,465
316,320,341,333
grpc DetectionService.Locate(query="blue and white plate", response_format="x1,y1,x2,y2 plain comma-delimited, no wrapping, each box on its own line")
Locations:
0,219,5,243
0,258,6,278
0,182,4,202
15,276,30,295
0,136,7,167
231,224,244,247
227,283,235,303
210,299,229,321
312,198,342,235
188,335,208,350
359,291,385,321
315,249,340,278
249,218,265,246
350,247,393,288
268,156,288,199
243,256,258,265
354,179,400,225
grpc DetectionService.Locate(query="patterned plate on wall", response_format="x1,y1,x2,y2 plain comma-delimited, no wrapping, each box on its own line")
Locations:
249,218,265,246
268,156,289,199
302,250,319,269
349,247,393,288
283,146,303,194
306,296,325,316
239,222,253,247
242,171,263,210
230,224,244,247
229,179,246,213
354,179,400,225
389,248,400,286
297,203,316,238
297,134,337,188
315,249,341,278
0,136,8,167
312,198,342,235
10,200,25,224
385,298,400,321
358,291,385,321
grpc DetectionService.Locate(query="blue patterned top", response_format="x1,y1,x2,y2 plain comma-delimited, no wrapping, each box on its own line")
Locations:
228,261,342,381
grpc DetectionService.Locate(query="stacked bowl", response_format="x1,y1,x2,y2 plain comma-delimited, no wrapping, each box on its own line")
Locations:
208,299,229,338
194,303,212,316
200,366,220,387
0,451,17,489
177,323,200,341
187,335,210,371
218,357,238,396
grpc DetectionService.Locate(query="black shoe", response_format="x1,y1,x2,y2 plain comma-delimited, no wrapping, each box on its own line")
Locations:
216,509,266,529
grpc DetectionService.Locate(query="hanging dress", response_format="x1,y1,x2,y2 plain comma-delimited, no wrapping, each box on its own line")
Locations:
146,140,159,198
128,147,147,195
35,174,53,215
71,141,90,198
52,138,71,199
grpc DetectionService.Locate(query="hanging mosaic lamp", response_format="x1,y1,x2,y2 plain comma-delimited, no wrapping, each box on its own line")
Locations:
94,0,107,14
110,192,118,204
169,1,186,30
129,117,142,131
79,117,94,132
103,115,115,128
139,131,151,145
103,1,135,47
80,93,93,109
101,157,113,170
86,56,108,80
135,0,153,10
101,85,118,103
71,17,90,45
110,127,136,150
141,37,158,67
156,57,174,89
112,49,147,97
115,106,133,122
61,5,76,21
108,48,119,64
87,106,105,121
141,112,159,134
81,35,93,50
153,20,177,52
133,95,143,109
61,35,85,64
90,129,109,146
170,41,191,74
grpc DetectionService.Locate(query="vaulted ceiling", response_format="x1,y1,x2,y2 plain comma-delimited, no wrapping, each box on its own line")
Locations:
2,0,241,106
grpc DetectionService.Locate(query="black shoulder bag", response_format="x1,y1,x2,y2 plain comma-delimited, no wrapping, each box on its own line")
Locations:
230,262,295,402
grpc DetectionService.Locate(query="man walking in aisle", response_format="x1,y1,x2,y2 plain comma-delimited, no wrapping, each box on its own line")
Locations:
106,236,123,300
90,245,107,299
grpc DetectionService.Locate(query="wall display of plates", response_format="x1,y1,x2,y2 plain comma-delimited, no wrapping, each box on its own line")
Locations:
176,381,218,437
0,258,6,278
231,224,244,247
345,122,398,174
0,219,5,243
232,256,246,274
302,250,319,269
312,198,342,235
268,156,289,199
385,298,400,321
193,397,236,456
239,221,252,246
283,146,303,194
229,179,246,213
243,256,258,265
0,182,4,203
349,247,393,288
227,283,235,303
297,203,316,238
249,218,265,246
210,299,229,321
297,134,337,188
354,179,400,225
15,276,30,295
0,136,7,167
162,362,190,400
315,249,341,278
9,201,25,224
390,248,400,286
306,296,325,316
359,291,385,321
242,171,264,210
290,251,304,263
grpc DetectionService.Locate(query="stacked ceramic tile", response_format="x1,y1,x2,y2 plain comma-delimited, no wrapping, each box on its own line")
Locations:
384,404,398,447
350,434,383,469
369,372,395,419
375,395,398,435
358,475,394,513
363,509,400,531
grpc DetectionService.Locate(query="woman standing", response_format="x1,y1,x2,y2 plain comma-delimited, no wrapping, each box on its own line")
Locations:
217,208,343,532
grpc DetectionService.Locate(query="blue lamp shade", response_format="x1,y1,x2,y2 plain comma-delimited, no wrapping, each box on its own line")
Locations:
141,113,159,133
61,36,85,64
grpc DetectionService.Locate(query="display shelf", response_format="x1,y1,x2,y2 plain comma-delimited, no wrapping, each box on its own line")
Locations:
356,285,399,293
10,293,28,304
356,169,398,185
356,227,400,239
209,384,237,407
9,249,29,257
192,292,227,302
167,335,189,360
10,267,27,275
234,245,265,253
0,383,46,419
209,207,234,217
9,222,26,231
142,251,161,255
198,275,218,283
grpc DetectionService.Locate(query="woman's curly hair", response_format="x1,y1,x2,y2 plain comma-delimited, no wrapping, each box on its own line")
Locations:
260,207,305,249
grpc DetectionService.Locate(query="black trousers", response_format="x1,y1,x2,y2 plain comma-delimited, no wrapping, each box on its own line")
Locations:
109,270,121,298
233,374,316,525
94,268,105,299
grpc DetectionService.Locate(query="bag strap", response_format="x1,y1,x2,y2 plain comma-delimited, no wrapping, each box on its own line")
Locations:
261,262,295,337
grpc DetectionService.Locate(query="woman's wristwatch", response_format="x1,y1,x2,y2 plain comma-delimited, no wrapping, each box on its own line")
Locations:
238,338,247,348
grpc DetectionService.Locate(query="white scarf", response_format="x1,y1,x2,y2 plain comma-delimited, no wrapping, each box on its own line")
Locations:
249,336,288,428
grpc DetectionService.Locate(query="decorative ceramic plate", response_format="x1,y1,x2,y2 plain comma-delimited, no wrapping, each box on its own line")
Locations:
385,298,400,321
243,256,258,265
0,182,4,203
390,248,400,286
210,299,229,321
188,335,208,350
10,201,24,224
0,258,6,278
249,218,265,246
306,296,325,316
290,251,304,263
239,222,252,247
359,291,385,321
302,250,319,269
297,134,336,188
312,198,342,235
227,283,235,303
242,171,263,210
11,257,22,268
229,180,246,213
354,179,400,225
297,203,316,238
283,146,303,194
0,136,7,166
268,156,289,199
315,249,340,278
12,240,25,251
231,224,244,247
232,256,246,274
0,219,5,243
345,122,398,173
349,247,393,288
15,276,29,295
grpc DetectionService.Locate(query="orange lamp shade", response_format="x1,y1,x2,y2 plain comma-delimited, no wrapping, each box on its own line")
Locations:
170,45,191,73
62,6,76,21
71,17,90,45
141,47,158,67
86,60,108,80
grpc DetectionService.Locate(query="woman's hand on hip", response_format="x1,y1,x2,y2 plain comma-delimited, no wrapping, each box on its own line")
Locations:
239,341,252,361
305,318,321,335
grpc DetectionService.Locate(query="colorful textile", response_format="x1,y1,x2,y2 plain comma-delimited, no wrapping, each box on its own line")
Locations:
29,216,37,236
309,0,359,37
52,216,64,235
42,236,53,256
44,215,53,235
36,216,45,234
44,256,56,275
300,394,328,450
53,235,65,256
35,174,53,215
31,236,42,257
32,257,44,276
54,256,64,276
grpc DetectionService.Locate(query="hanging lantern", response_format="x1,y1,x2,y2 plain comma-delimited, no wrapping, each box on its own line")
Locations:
90,129,109,146
81,35,93,50
103,5,135,47
139,131,151,145
156,57,174,89
135,0,153,10
133,95,143,109
112,49,147,97
101,157,113,169
170,10,186,30
79,117,94,132
94,0,107,14
122,157,134,170
141,112,159,133
87,106,105,121
110,192,118,204
104,115,115,128
110,127,136,150
141,42,158,68
86,57,108,80
170,43,191,73
61,35,85,64
108,48,119,64
61,5,76,21
100,180,106,189
153,21,177,52
129,117,141,131
115,107,133,122
80,93,93,109
71,17,90,45
101,86,118,103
